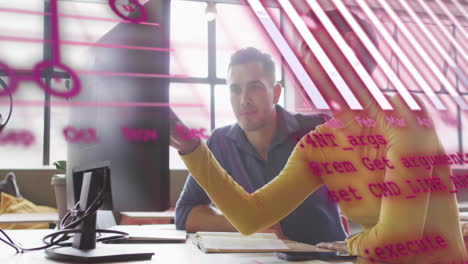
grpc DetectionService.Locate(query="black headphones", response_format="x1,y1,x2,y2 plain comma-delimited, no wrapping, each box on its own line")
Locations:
0,78,13,132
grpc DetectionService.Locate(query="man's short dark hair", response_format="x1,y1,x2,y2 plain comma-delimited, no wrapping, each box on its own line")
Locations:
305,9,378,73
228,47,276,83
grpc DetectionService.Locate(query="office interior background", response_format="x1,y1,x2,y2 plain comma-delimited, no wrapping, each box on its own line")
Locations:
0,0,467,173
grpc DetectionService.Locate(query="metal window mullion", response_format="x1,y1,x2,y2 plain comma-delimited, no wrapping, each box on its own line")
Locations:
208,16,216,130
279,6,286,106
452,25,464,160
43,0,52,165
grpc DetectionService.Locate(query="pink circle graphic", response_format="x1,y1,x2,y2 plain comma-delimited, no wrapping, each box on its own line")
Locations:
33,62,81,98
108,0,147,24
0,61,18,97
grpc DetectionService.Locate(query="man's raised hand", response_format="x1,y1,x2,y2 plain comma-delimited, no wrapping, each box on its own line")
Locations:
169,108,200,155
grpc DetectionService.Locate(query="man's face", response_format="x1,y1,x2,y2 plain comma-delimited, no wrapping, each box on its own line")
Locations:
228,62,280,132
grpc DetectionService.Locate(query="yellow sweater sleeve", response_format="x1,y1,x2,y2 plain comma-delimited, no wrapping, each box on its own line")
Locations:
180,141,323,235
0,192,57,229
345,107,442,259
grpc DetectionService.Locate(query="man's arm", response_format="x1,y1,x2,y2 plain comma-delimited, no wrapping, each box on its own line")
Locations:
185,204,237,232
178,139,323,236
187,204,288,239
175,126,238,232
171,112,291,237
176,175,287,236
175,174,236,232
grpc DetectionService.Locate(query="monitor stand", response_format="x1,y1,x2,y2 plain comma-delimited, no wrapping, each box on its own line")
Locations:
45,169,154,263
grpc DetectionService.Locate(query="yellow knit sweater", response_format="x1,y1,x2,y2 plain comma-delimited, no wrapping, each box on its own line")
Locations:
181,96,467,263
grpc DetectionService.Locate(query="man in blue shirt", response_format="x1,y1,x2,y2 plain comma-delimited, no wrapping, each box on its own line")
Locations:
175,47,346,244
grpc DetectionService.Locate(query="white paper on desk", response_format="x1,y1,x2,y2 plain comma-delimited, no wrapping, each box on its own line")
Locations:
193,232,290,253
195,232,278,239
108,225,186,241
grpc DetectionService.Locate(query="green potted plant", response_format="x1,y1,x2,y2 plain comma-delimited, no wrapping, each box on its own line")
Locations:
53,160,66,176
51,160,67,222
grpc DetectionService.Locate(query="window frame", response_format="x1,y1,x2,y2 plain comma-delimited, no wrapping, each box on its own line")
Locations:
2,0,284,166
2,0,467,166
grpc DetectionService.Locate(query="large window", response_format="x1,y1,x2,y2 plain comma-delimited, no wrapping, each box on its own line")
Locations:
169,0,285,169
1,0,466,169
0,0,285,169
0,0,45,168
363,11,468,156
51,1,119,165
170,1,208,78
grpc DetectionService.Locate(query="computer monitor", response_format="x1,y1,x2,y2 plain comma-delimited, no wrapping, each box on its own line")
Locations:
45,1,171,262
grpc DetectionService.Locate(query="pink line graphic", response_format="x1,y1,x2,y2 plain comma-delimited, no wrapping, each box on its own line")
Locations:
354,0,466,110
0,7,159,26
302,0,395,111
439,0,468,42
436,0,468,89
245,0,330,110
279,0,364,110
0,2,183,108
332,0,447,111
75,70,187,79
0,100,204,108
0,0,81,98
0,35,172,52
344,0,463,110
408,0,468,89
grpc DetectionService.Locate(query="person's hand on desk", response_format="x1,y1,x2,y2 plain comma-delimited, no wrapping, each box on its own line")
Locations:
462,222,468,237
169,108,200,155
316,240,347,252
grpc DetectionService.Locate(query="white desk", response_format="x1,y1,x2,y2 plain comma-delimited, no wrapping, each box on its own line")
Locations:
0,228,378,264
120,211,175,225
120,211,175,220
0,213,59,225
